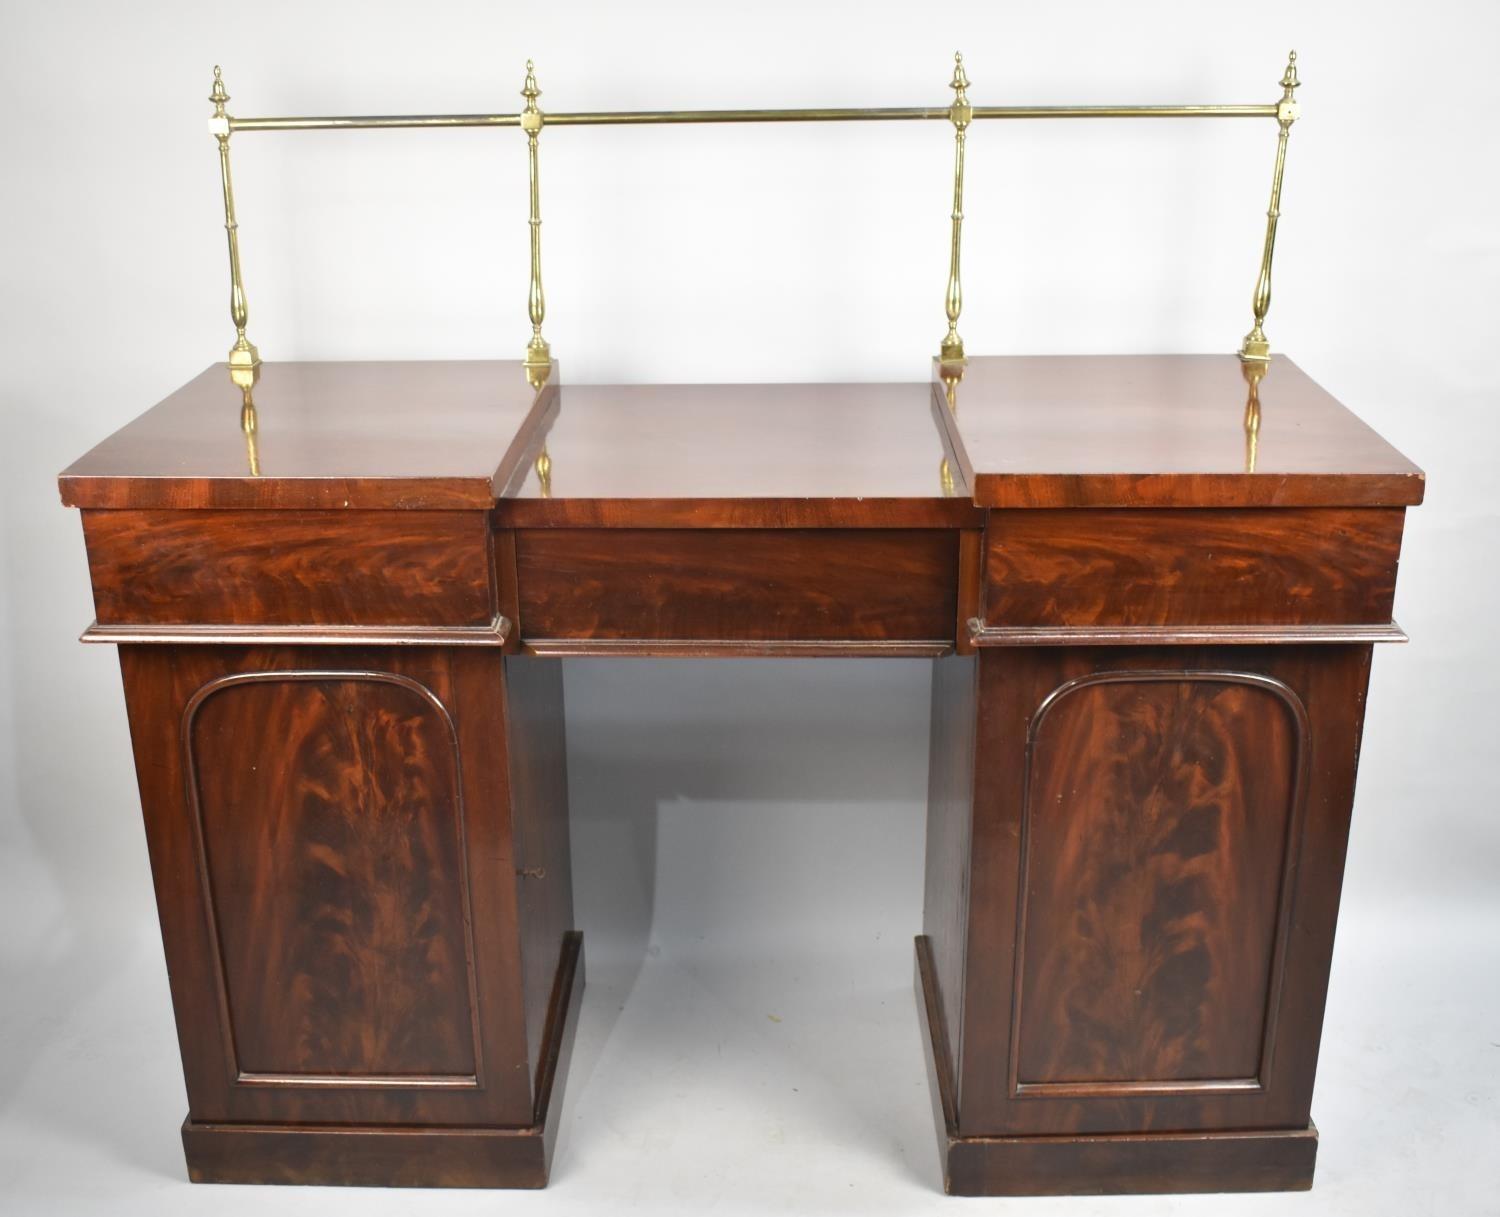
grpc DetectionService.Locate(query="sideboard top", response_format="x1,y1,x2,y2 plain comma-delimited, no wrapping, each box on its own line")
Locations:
58,360,552,511
496,380,977,528
59,354,1423,515
935,354,1424,509
57,362,978,524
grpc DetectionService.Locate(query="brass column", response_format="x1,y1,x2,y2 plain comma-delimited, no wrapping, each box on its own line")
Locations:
1239,52,1301,362
521,61,552,387
209,58,1300,380
208,67,260,389
940,53,972,367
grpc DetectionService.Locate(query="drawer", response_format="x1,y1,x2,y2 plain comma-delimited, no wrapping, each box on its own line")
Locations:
983,508,1404,629
514,528,958,649
83,509,496,628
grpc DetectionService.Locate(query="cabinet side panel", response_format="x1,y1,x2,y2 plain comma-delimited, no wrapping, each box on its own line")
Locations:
923,655,977,1100
504,654,575,1090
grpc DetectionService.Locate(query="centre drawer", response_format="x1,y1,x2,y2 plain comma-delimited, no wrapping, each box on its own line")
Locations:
512,528,958,651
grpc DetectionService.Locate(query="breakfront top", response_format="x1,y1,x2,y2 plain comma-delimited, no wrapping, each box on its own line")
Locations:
60,355,1423,522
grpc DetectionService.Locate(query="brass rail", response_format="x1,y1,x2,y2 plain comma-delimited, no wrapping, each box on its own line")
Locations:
208,53,1301,390
228,104,1276,131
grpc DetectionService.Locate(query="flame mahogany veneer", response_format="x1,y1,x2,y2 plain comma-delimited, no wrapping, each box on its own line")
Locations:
59,355,1422,1194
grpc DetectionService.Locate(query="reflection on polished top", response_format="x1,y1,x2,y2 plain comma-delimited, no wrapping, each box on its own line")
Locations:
59,361,551,511
58,354,1422,518
498,381,975,528
935,355,1424,508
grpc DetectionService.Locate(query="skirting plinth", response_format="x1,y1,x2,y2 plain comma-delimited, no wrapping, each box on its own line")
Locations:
183,931,584,1188
914,935,1317,1196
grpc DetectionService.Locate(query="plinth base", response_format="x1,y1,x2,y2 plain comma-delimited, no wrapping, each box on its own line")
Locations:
914,936,1317,1196
183,931,584,1188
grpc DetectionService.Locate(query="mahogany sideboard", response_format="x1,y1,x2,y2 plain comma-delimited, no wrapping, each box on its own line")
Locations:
59,353,1423,1195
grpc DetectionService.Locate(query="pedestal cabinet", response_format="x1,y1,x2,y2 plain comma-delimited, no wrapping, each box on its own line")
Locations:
60,353,1422,1192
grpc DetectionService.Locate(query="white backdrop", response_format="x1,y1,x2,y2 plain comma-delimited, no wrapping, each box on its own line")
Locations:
2,2,1497,1214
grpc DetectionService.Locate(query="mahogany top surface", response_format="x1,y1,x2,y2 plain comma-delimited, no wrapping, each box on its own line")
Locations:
58,361,551,510
937,354,1424,508
498,380,976,527
59,354,1422,517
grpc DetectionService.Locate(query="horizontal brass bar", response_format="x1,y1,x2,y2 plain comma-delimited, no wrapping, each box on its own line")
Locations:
546,106,946,124
229,102,1277,133
230,114,522,131
971,103,1277,118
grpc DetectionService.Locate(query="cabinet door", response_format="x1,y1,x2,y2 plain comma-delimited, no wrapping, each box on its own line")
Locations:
119,645,535,1128
958,645,1371,1137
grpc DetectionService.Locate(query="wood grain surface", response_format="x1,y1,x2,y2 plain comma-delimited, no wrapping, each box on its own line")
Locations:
923,656,977,1098
63,355,1422,1194
181,931,585,1188
84,509,495,628
955,645,1372,1138
983,508,1404,628
118,645,538,1128
186,671,481,1084
935,354,1424,509
915,937,1317,1196
515,528,957,644
60,361,555,511
1013,672,1303,1094
503,656,576,1089
496,380,981,529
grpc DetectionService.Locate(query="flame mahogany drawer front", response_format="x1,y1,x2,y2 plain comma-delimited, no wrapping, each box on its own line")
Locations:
982,507,1406,628
513,528,959,645
82,508,497,628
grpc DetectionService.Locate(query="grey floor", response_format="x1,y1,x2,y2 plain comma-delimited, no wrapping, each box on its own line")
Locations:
2,908,1496,1216
3,661,1496,1216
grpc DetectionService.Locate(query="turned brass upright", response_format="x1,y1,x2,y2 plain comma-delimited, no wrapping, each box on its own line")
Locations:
940,54,972,369
207,55,1305,378
521,61,552,388
1240,51,1301,362
208,67,260,390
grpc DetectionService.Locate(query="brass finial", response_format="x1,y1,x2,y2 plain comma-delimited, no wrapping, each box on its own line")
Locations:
939,456,956,497
1281,50,1300,94
521,59,552,388
950,52,971,99
1275,50,1300,127
209,65,260,388
940,52,972,368
1239,50,1301,363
